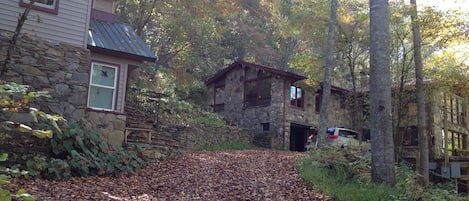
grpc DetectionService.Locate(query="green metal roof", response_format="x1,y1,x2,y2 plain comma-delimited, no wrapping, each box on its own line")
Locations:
87,19,157,62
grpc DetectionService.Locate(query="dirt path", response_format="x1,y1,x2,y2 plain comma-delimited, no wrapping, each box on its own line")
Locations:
8,150,329,200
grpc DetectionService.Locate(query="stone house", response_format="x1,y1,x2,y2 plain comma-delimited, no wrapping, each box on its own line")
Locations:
205,60,354,151
395,84,469,176
0,0,156,147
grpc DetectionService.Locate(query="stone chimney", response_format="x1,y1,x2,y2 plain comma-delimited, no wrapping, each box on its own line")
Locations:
90,0,116,22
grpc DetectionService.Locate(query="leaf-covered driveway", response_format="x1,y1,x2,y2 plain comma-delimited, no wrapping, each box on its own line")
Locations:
8,150,329,200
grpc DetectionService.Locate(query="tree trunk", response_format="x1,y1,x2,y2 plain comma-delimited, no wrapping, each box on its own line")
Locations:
369,0,396,184
317,0,338,149
1,0,34,76
410,0,429,186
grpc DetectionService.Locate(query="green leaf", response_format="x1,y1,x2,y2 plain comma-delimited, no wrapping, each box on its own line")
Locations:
31,129,53,138
31,91,51,98
63,140,73,152
50,118,62,134
29,110,38,123
0,153,7,162
0,174,10,185
26,92,35,98
15,189,35,201
16,189,26,195
0,188,12,201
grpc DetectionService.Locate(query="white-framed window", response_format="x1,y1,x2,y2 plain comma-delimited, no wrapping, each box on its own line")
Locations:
20,0,59,15
290,85,303,108
87,62,118,111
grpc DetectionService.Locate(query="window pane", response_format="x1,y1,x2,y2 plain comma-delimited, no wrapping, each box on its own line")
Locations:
258,79,271,99
291,86,303,107
245,81,257,99
290,86,296,100
91,64,116,87
88,86,114,109
258,79,271,106
38,0,54,5
245,81,257,107
23,0,55,7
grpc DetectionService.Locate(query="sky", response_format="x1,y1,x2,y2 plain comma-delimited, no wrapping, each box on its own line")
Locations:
418,0,468,11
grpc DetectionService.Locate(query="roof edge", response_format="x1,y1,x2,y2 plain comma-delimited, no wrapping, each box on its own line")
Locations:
205,61,307,85
88,46,157,62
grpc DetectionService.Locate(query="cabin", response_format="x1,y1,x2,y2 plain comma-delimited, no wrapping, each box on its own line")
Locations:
0,0,156,147
205,60,355,151
394,83,469,191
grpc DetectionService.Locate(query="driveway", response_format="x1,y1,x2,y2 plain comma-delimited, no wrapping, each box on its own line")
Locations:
8,150,329,200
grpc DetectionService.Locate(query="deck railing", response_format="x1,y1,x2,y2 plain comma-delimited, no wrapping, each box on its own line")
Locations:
125,88,163,128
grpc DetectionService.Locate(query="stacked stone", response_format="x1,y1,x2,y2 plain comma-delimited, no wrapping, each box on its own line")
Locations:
0,30,90,121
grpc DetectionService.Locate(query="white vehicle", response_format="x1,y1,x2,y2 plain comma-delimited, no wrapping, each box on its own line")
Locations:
325,127,361,148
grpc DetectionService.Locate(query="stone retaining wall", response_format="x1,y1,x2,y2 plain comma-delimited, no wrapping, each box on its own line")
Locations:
0,30,90,121
131,123,255,160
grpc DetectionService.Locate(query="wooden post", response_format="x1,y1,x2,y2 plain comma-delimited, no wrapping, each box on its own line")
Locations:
416,152,421,174
444,93,449,167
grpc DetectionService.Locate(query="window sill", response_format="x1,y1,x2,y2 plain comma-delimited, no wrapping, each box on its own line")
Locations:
86,107,124,115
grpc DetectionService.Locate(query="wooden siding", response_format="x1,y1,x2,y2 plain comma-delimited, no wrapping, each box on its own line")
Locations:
93,0,115,14
0,0,91,47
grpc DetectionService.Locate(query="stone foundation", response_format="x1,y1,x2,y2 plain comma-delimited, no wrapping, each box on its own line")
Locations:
0,30,90,120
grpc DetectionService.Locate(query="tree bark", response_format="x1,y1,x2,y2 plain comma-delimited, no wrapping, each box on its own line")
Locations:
317,0,338,149
369,0,396,184
1,0,34,76
410,0,429,186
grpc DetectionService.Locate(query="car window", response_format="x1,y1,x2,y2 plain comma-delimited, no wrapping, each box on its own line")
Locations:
338,130,358,139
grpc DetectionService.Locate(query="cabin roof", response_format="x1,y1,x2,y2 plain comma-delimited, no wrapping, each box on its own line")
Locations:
87,19,157,62
205,60,307,85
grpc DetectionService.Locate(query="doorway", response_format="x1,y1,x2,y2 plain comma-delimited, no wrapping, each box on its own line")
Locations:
290,123,314,152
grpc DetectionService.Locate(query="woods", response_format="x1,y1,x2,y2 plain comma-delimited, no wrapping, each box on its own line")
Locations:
118,0,469,184
1,0,469,199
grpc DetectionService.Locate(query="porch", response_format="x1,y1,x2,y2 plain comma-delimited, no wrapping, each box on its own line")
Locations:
403,147,469,192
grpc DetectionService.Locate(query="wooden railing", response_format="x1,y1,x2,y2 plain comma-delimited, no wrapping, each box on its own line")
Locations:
125,89,164,143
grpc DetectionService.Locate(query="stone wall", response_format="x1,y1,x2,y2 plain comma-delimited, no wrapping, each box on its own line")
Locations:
0,30,132,149
130,123,255,160
0,30,90,121
86,111,126,148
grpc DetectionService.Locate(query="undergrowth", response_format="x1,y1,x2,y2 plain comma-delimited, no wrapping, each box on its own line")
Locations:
298,148,467,201
10,120,144,180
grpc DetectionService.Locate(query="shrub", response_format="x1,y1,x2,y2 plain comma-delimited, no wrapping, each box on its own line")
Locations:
298,149,397,201
299,148,466,201
32,120,144,179
1,153,35,201
0,82,64,201
0,82,65,138
12,120,144,180
174,81,208,107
